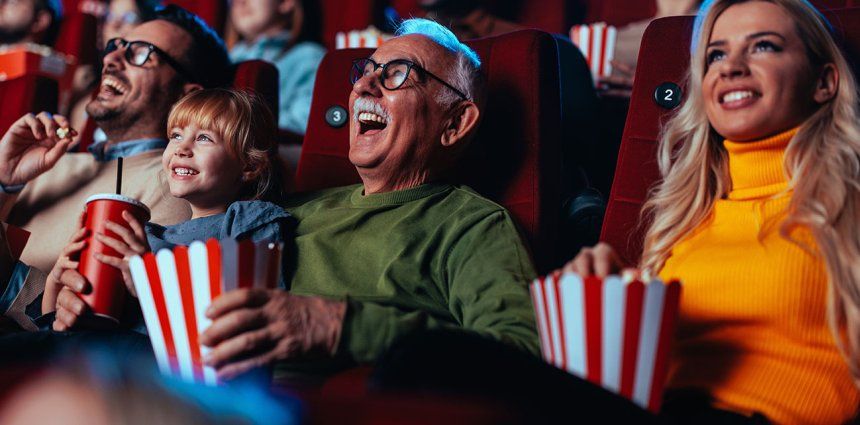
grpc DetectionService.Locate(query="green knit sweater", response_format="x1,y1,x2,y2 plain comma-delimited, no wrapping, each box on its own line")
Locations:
284,183,540,364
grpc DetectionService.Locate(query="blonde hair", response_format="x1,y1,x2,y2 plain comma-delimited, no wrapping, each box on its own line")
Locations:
166,88,283,202
640,0,860,383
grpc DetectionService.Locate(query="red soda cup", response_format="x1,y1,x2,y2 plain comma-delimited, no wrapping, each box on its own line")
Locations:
77,194,150,322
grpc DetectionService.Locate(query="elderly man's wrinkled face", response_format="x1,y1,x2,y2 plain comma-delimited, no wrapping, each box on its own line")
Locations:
86,20,192,137
348,35,458,191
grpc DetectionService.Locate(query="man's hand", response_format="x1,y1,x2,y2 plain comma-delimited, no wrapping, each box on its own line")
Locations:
200,290,347,380
42,211,88,315
0,112,77,186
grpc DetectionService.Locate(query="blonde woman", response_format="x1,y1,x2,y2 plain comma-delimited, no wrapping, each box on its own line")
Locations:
566,0,860,423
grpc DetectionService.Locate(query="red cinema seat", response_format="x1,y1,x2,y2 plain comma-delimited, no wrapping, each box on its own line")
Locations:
54,10,99,68
600,7,860,265
0,77,59,135
598,16,692,266
296,30,563,273
165,0,228,34
232,60,279,121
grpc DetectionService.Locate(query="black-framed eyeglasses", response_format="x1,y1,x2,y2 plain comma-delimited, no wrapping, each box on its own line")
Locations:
350,58,468,101
105,38,194,82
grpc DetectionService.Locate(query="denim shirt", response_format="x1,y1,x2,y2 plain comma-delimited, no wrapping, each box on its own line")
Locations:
87,138,168,162
230,31,326,135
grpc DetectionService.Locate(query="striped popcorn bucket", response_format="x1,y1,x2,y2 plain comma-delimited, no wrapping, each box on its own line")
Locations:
569,23,618,84
129,238,283,385
530,272,681,412
335,29,390,49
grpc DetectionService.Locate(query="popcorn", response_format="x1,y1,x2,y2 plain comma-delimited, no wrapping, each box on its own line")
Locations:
56,127,70,139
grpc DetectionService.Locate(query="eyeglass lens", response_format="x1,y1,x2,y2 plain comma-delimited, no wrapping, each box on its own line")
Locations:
106,39,153,67
351,59,412,90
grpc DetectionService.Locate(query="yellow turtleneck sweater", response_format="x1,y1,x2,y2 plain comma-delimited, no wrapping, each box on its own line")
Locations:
659,128,860,424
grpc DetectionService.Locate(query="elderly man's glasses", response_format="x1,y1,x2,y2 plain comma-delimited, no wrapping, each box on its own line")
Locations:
104,38,194,82
350,58,468,101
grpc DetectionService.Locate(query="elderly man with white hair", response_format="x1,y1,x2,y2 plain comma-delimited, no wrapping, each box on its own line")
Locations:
199,18,539,382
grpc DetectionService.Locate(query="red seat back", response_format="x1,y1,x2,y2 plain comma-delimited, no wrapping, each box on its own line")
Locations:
54,10,99,67
232,60,279,119
296,30,562,272
0,76,59,135
600,7,860,265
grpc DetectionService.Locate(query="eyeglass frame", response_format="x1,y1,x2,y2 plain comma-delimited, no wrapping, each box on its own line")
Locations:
350,57,469,101
104,37,195,83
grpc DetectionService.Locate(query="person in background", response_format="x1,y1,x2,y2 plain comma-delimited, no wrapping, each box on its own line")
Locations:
598,0,701,97
420,0,523,41
101,0,161,48
0,0,62,46
229,0,325,136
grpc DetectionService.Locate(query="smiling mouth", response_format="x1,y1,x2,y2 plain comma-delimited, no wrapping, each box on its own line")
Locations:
719,89,760,105
98,75,129,98
358,112,388,135
172,167,199,177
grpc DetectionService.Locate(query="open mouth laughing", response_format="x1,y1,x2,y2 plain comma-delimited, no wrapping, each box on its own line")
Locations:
353,98,391,135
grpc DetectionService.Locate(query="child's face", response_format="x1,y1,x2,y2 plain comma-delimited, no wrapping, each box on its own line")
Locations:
230,0,292,41
162,124,244,211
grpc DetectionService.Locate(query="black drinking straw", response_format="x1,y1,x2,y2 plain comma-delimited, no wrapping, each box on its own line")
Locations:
116,157,123,195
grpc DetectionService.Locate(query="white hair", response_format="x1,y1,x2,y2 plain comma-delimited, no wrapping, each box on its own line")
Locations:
395,18,482,107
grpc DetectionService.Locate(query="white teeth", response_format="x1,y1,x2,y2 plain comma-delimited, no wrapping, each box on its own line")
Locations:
173,167,198,176
352,98,391,124
358,112,386,124
102,76,127,94
722,90,755,103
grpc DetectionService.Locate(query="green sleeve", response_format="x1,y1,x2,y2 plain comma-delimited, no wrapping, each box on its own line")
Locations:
339,211,540,363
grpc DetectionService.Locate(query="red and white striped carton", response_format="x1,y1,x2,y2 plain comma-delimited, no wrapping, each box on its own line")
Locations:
334,26,392,50
129,238,283,385
569,23,618,84
530,272,681,412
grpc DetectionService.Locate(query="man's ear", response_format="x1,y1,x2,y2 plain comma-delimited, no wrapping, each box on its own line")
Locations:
30,10,52,38
441,101,481,148
814,63,839,104
181,82,204,95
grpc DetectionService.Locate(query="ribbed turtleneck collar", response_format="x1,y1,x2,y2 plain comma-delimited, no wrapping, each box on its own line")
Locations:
723,127,797,200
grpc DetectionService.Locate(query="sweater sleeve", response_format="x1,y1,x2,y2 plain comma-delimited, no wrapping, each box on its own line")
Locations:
339,210,540,363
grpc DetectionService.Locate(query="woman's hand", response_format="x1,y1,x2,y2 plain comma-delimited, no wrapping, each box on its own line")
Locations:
563,242,629,278
0,112,77,187
93,210,149,298
43,211,88,315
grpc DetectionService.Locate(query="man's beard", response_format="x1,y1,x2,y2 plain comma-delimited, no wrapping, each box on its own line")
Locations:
86,98,121,123
85,98,136,137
